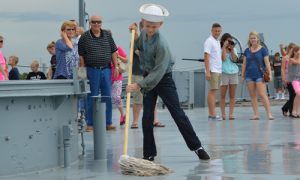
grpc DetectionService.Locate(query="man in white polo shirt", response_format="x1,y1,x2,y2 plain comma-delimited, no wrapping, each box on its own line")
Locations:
204,23,222,121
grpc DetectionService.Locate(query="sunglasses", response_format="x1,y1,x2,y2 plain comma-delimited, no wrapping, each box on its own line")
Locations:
0,40,3,43
66,28,76,32
91,20,102,24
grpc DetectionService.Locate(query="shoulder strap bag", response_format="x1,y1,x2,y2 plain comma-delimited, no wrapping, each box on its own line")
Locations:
252,52,270,82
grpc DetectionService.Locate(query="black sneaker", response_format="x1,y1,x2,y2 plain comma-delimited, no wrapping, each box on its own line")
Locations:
143,156,155,161
195,147,210,160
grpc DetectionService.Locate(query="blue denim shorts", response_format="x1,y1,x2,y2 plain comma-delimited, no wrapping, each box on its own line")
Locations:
245,77,263,83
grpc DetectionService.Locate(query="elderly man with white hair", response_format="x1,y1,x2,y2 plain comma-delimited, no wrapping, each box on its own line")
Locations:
78,15,119,131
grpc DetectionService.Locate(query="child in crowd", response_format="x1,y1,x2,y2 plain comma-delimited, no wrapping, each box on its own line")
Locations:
111,46,128,125
46,41,56,79
273,52,284,100
289,46,300,117
26,60,47,80
8,55,20,80
281,43,297,116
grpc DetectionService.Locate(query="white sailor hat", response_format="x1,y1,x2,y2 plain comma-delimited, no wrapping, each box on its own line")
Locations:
139,4,169,22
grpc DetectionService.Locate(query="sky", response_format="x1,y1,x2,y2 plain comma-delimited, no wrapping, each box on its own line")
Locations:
1,0,300,72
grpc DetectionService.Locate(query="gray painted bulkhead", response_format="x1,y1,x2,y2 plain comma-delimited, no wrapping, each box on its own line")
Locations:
0,79,89,176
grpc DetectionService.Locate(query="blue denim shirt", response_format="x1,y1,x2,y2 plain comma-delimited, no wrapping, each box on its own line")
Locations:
135,30,174,91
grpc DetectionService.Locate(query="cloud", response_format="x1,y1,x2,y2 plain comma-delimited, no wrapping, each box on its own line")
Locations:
0,11,68,22
170,11,300,23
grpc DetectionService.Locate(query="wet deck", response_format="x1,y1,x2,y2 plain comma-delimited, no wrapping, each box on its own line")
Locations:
3,103,300,180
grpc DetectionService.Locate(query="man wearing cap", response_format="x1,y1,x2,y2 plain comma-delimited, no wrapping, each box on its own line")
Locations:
127,4,210,161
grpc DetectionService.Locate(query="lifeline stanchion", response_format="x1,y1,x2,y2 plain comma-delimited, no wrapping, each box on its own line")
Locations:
92,96,107,160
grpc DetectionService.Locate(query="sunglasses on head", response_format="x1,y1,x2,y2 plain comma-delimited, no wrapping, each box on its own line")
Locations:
91,20,102,24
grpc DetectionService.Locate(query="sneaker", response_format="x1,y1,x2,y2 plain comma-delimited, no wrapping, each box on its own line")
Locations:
120,115,125,126
143,156,155,161
275,93,280,100
208,115,223,121
106,124,116,131
195,147,210,160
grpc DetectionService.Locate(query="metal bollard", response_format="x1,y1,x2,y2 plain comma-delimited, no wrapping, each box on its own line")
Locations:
63,125,72,168
92,96,106,160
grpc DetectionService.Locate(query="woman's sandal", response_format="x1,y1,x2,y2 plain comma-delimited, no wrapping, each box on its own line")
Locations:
153,121,165,127
290,114,300,118
130,123,139,129
250,117,259,120
229,116,235,120
282,109,288,117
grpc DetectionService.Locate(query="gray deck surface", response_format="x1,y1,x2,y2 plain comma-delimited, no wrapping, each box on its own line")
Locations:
3,103,300,180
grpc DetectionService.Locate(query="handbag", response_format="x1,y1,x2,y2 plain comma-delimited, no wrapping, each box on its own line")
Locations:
117,58,127,73
252,52,270,82
262,71,270,82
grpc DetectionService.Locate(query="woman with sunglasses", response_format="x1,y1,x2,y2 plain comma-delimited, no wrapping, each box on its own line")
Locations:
219,33,239,120
54,21,79,79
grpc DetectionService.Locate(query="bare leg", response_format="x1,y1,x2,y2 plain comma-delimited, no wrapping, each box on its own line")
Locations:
292,94,300,116
229,84,237,118
118,106,124,117
207,89,217,116
220,85,228,119
153,105,165,127
247,82,259,119
153,106,159,123
256,82,273,119
132,103,142,127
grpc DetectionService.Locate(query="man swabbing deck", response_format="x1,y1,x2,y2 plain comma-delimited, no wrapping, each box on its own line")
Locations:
127,4,210,162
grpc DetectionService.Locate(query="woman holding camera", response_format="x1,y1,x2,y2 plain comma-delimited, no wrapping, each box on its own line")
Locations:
241,31,273,120
220,33,239,120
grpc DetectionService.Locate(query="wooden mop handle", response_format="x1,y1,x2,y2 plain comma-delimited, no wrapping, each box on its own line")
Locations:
123,29,136,155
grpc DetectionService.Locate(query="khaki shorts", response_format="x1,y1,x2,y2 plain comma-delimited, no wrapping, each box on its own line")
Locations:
209,72,221,90
221,73,238,86
132,75,144,105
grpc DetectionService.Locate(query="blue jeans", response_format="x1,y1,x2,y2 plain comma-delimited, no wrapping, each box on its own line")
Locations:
142,72,202,158
86,67,112,126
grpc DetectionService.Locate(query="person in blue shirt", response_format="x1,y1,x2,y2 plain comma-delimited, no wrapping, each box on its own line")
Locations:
8,55,20,80
220,33,239,120
127,4,210,162
241,31,273,120
54,21,79,79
